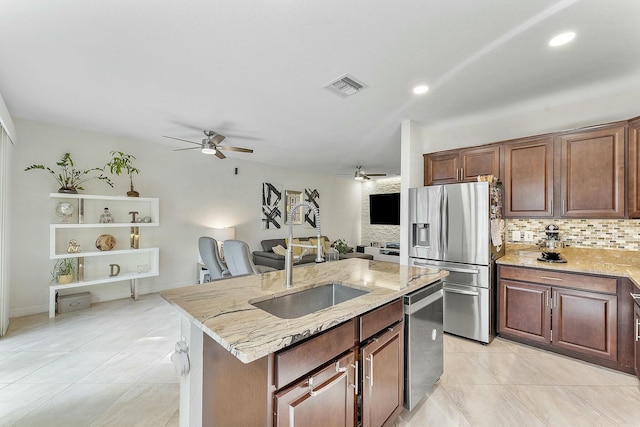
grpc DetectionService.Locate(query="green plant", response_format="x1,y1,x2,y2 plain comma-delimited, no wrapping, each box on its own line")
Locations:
105,151,140,196
25,152,113,192
52,258,76,281
332,238,350,254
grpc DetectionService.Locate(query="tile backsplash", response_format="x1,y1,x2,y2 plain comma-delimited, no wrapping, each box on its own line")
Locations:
507,219,640,251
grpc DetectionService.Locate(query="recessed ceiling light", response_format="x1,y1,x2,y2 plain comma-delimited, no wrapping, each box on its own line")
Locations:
413,85,429,95
549,32,576,47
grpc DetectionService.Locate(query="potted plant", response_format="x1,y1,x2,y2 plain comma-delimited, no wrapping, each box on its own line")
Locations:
332,238,351,254
25,152,113,193
53,258,76,284
105,151,141,197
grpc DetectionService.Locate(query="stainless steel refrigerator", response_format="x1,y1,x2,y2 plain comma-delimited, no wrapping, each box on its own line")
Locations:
408,182,504,344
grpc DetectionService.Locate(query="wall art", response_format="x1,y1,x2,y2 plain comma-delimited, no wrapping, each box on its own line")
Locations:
262,182,282,229
285,190,303,224
304,188,320,228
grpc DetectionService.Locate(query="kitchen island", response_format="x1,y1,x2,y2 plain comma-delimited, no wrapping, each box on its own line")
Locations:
497,245,640,376
161,258,447,427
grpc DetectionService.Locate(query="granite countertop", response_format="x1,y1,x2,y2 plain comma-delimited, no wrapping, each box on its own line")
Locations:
497,245,640,289
161,258,447,363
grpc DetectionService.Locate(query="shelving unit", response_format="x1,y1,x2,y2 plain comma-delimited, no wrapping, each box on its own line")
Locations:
364,245,400,263
48,193,160,317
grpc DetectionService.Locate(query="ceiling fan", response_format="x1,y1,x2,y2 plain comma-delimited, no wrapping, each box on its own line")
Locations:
164,130,253,159
353,165,386,181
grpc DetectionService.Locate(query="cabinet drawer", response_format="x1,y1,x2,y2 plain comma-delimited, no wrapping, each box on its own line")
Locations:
359,299,403,342
274,319,357,389
499,266,617,294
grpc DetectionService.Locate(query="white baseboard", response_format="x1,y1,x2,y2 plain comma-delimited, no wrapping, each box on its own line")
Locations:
9,280,197,319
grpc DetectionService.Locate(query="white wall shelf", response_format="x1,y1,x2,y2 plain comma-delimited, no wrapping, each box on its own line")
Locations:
48,193,160,317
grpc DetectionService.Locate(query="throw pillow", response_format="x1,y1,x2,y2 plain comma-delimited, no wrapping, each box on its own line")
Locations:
285,238,302,256
272,245,287,256
309,237,327,255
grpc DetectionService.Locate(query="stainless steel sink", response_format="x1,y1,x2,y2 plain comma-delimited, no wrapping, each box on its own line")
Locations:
250,282,370,319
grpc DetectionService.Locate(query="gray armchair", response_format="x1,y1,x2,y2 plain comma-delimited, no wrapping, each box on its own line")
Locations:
223,240,277,276
198,237,231,281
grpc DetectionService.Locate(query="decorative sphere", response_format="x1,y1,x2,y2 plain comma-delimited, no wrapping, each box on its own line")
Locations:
55,202,73,217
96,234,116,251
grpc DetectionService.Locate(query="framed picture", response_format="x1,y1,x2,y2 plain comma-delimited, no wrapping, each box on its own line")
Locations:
285,190,303,224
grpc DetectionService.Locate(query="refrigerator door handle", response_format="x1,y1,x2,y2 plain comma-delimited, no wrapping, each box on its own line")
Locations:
440,190,448,255
443,266,479,275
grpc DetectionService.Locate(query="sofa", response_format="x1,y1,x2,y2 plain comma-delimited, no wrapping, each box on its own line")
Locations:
252,236,373,270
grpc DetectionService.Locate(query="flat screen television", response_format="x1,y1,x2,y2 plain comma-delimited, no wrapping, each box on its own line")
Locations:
369,192,400,225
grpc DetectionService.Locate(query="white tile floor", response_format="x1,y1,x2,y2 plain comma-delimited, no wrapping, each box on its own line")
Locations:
1,293,639,426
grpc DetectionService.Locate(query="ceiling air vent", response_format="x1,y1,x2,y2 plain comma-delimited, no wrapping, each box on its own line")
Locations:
323,74,367,97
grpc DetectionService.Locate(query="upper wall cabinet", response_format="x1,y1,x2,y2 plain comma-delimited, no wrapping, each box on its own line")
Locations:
628,118,640,218
424,145,500,186
504,137,554,217
559,126,625,218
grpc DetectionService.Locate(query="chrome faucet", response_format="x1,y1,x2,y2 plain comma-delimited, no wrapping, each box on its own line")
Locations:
285,201,323,288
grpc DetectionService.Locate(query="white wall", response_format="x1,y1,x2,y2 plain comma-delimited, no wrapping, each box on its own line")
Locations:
10,119,361,317
422,77,640,153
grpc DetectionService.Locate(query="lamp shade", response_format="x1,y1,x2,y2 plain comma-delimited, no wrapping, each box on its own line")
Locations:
212,227,236,242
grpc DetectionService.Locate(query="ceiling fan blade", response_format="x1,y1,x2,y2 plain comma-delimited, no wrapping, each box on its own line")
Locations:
365,173,387,177
217,146,253,153
163,135,201,146
211,134,226,145
215,150,226,159
173,146,200,152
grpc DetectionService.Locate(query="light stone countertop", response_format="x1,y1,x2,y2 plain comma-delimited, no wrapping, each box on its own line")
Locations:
161,258,448,363
497,245,640,289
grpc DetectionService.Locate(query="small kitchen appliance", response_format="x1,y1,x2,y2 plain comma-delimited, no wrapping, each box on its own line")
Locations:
537,224,567,263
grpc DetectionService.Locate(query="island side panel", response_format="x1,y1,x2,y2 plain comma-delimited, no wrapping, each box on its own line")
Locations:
202,333,274,426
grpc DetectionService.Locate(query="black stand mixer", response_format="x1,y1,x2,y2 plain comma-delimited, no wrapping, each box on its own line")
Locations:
537,224,567,263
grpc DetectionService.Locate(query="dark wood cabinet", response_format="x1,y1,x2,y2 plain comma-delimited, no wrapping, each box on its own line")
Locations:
361,323,404,427
274,351,356,427
424,145,500,186
628,118,640,218
498,266,619,365
503,137,554,217
559,126,625,218
498,279,551,344
552,287,617,361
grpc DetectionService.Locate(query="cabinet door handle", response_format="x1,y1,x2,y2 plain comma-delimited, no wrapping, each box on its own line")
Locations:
366,354,374,387
562,199,566,215
550,199,553,215
545,290,550,307
308,362,348,397
351,362,358,395
460,167,464,181
539,276,562,281
635,319,640,342
553,291,558,308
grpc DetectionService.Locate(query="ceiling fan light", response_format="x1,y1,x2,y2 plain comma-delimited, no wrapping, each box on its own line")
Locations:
201,147,216,155
354,175,364,181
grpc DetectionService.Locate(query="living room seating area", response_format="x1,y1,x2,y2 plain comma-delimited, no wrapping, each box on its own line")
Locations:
252,236,373,270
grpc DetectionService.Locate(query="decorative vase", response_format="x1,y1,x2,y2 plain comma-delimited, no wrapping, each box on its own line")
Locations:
96,234,116,251
58,187,78,194
99,208,114,223
57,274,73,284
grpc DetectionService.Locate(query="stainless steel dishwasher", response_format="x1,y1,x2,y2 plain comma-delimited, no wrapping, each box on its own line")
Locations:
403,280,444,411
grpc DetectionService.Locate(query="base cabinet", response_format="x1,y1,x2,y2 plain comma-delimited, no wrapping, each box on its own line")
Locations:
361,323,404,427
274,351,356,427
498,266,619,364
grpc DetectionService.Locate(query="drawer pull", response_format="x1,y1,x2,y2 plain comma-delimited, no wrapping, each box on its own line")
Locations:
539,276,562,281
308,362,347,397
631,293,640,301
